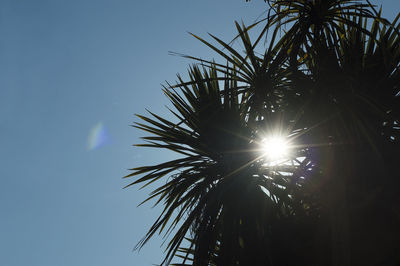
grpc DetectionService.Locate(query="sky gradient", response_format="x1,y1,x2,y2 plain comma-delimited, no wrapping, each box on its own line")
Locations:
0,1,398,265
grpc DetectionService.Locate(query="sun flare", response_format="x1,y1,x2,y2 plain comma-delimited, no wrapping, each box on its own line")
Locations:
261,136,290,160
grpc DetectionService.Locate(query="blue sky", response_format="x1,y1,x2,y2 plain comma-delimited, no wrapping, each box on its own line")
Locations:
0,1,398,265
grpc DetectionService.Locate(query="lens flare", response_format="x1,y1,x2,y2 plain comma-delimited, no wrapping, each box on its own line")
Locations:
261,136,289,160
88,122,109,150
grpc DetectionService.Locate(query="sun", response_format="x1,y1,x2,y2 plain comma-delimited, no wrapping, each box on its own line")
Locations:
261,136,290,160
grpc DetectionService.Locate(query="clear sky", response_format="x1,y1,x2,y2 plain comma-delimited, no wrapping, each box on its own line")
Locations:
0,1,398,266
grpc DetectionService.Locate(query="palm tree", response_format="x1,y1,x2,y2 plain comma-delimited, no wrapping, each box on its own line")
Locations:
126,1,400,265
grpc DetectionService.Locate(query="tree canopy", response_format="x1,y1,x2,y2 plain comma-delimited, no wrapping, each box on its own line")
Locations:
127,1,400,265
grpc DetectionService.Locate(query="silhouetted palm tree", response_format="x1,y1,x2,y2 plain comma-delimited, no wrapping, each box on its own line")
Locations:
127,1,400,265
